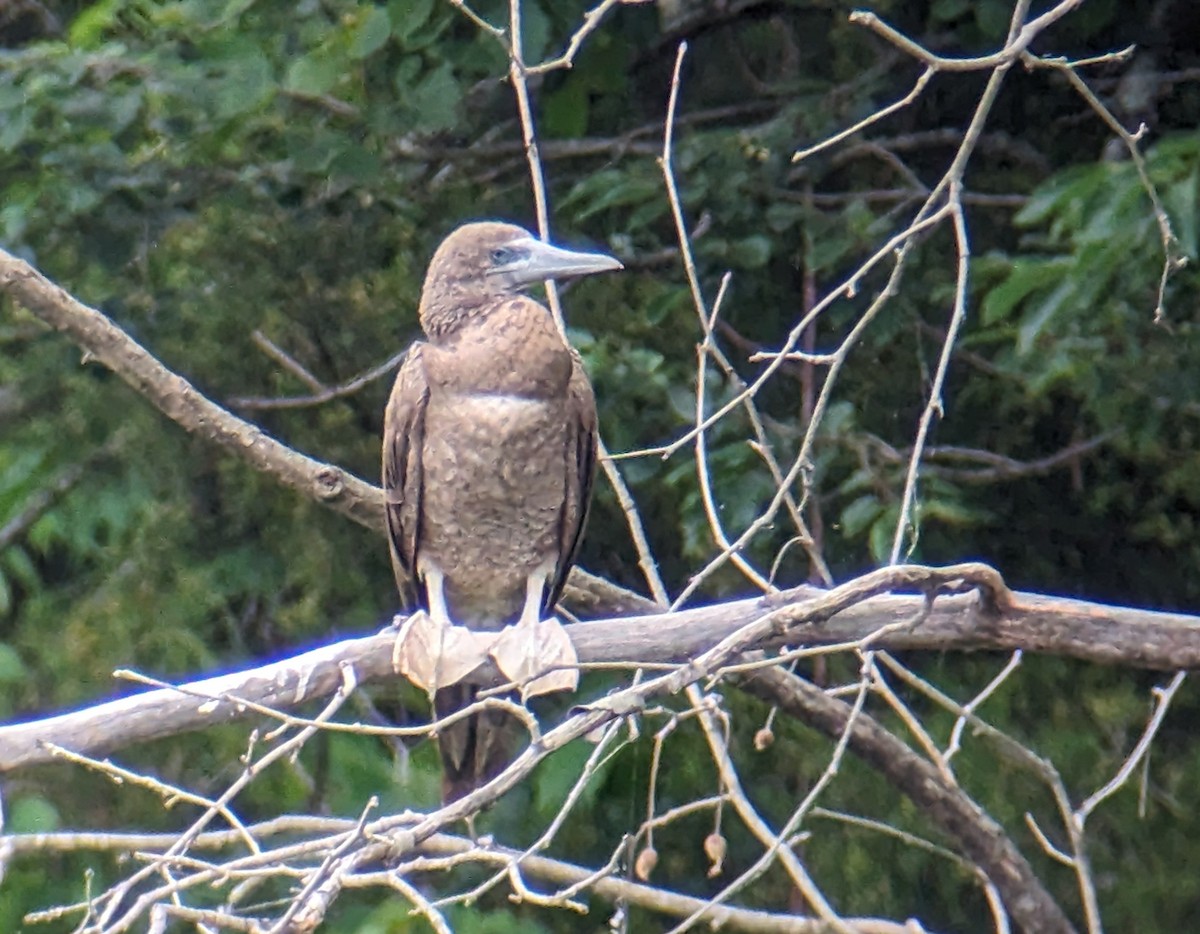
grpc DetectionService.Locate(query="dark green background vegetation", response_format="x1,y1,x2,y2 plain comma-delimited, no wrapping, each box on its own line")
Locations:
2,0,1200,929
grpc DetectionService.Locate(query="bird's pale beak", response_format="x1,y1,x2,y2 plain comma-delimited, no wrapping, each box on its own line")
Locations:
497,236,623,286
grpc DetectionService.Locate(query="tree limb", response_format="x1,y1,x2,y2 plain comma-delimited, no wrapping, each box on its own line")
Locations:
2,565,1197,774
3,825,929,934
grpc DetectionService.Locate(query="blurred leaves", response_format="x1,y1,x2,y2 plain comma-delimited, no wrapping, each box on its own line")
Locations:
3,0,1200,931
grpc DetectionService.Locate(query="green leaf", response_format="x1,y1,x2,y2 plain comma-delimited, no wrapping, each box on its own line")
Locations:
68,0,123,48
532,741,599,818
2,545,40,592
350,5,392,60
1017,165,1103,229
0,81,26,111
641,286,688,326
1017,278,1074,353
1076,173,1144,246
6,795,60,833
218,0,259,25
922,497,983,526
285,54,341,96
820,400,857,437
765,201,803,234
806,216,855,272
214,50,274,119
108,88,144,133
389,0,434,43
543,79,589,139
0,199,26,243
840,495,883,538
447,905,554,934
290,128,345,172
394,54,421,89
399,6,454,51
0,643,26,684
0,107,29,152
931,0,970,21
330,144,382,182
401,62,461,132
981,256,1071,326
561,168,661,221
974,0,1012,38
520,0,551,63
728,234,771,270
1164,168,1198,260
869,510,899,565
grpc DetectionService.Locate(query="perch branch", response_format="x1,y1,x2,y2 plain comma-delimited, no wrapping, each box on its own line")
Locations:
5,563,1200,774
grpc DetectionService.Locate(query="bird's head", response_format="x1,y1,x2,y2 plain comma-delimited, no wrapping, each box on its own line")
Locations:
419,222,622,338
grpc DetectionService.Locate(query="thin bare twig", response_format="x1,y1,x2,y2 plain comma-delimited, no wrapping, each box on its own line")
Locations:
1077,670,1187,822
229,348,406,412
525,0,648,75
1026,52,1187,322
250,329,325,393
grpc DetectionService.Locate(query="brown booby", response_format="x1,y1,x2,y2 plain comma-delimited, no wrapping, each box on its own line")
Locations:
383,221,621,802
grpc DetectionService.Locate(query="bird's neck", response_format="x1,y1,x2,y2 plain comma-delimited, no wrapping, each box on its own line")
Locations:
419,283,492,341
422,298,573,399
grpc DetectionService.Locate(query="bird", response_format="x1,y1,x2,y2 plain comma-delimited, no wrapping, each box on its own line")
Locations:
382,221,622,803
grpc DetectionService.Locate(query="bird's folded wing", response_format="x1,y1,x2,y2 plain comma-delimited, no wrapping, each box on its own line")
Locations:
382,342,430,611
545,350,598,616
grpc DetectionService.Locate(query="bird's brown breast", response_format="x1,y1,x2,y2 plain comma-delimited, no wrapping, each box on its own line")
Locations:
415,301,576,627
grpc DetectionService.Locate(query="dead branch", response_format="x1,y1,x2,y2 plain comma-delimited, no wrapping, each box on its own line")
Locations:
227,347,407,412
3,562,1198,774
23,560,1063,932
4,826,932,934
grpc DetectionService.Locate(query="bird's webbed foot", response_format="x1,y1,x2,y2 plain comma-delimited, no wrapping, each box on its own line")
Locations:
490,615,579,701
392,609,493,696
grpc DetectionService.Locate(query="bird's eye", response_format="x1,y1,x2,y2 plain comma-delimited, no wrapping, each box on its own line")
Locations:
490,247,514,265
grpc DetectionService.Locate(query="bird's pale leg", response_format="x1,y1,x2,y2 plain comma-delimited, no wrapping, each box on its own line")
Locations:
518,567,547,629
490,566,580,699
392,563,493,695
425,566,454,629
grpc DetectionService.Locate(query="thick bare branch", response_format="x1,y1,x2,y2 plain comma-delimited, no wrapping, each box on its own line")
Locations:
3,564,1199,773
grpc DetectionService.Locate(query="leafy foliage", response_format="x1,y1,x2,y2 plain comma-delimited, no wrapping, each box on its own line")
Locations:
3,0,1200,930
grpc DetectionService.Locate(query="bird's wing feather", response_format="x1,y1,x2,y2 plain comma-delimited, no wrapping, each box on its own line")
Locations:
545,350,598,615
382,343,430,612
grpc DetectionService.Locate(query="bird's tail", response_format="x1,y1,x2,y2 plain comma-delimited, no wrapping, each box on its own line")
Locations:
433,684,519,804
